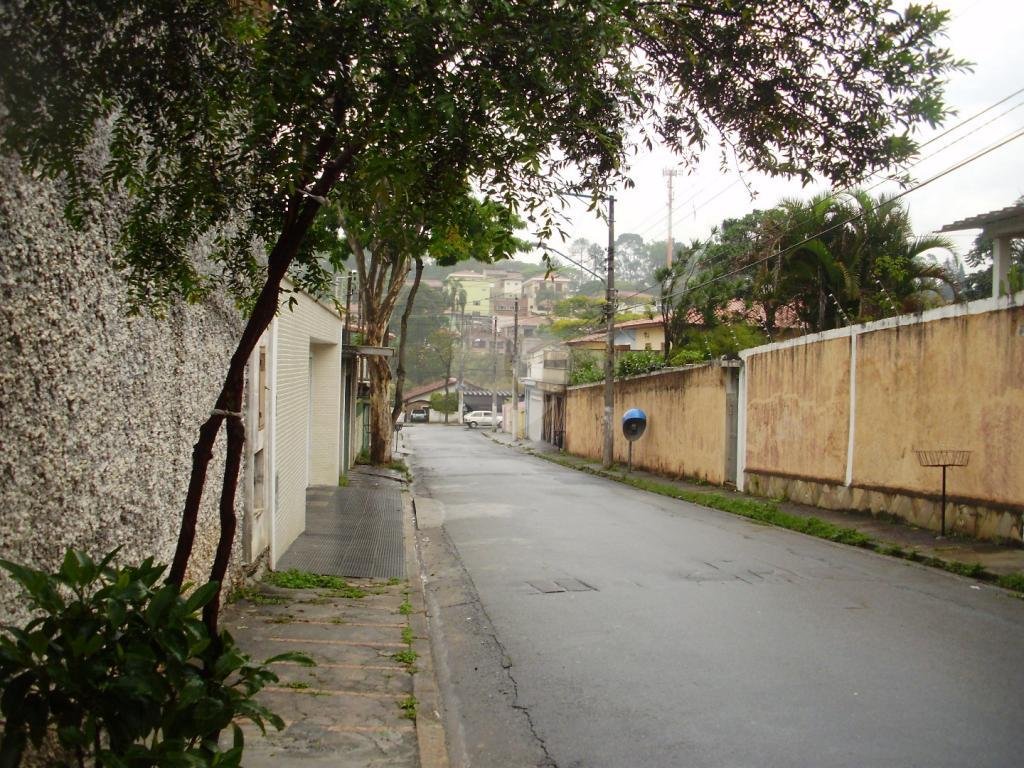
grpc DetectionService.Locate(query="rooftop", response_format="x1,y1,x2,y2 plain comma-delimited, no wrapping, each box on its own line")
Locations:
940,202,1024,234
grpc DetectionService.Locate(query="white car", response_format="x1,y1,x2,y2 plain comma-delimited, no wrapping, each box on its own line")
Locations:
464,410,502,428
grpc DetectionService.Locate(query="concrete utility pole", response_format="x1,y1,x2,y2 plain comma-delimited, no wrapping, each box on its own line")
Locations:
490,315,498,432
343,270,355,345
512,297,519,440
663,169,684,268
602,196,616,469
457,310,467,422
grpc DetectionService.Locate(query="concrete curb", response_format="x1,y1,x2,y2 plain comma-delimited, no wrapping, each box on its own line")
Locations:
403,489,450,768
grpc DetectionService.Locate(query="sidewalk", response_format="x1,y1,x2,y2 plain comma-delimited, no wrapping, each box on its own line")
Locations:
482,430,1024,584
222,465,448,768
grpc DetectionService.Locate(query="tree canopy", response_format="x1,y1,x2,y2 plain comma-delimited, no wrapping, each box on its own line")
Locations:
2,1,966,312
651,190,957,343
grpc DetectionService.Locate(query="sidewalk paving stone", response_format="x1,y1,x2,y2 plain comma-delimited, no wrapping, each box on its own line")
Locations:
224,579,419,768
221,465,446,768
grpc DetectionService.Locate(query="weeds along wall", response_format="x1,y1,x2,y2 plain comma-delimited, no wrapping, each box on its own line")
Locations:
741,294,1024,541
565,364,736,484
0,156,246,626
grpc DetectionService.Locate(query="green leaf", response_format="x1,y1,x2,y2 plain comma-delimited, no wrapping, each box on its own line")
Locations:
57,725,87,748
58,549,84,585
145,582,179,625
212,647,247,680
22,693,49,745
213,744,243,768
192,696,232,734
0,560,64,611
183,581,220,615
0,672,33,721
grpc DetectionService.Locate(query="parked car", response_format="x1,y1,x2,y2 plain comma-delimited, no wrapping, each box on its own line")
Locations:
464,410,502,428
410,408,429,423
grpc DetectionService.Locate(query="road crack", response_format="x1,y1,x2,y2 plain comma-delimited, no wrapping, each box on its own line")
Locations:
472,592,558,768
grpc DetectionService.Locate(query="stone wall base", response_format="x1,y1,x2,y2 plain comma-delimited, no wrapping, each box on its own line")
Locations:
745,472,1024,543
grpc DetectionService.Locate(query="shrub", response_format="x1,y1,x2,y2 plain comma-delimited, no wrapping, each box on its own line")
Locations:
428,391,459,416
615,350,665,378
997,572,1024,594
0,549,311,767
675,323,768,360
568,350,604,385
668,348,705,366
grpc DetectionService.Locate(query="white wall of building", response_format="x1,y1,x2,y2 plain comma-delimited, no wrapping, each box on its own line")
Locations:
265,285,343,564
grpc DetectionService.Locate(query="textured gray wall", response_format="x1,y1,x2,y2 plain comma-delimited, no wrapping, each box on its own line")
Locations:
0,156,247,625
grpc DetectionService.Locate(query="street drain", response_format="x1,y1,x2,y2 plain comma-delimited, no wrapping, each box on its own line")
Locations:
526,578,596,594
677,560,800,585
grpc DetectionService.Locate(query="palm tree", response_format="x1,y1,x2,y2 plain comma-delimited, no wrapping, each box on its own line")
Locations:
841,190,956,318
777,191,955,330
774,193,851,331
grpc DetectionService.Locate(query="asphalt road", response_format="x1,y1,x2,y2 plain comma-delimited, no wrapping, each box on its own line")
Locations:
406,425,1024,768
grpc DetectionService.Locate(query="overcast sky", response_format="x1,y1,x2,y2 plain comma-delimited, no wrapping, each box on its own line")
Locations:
533,0,1024,263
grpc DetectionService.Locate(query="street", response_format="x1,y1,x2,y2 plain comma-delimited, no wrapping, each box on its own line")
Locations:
406,425,1024,768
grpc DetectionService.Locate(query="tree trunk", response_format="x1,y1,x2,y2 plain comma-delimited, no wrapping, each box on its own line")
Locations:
391,257,424,424
168,139,359,637
443,364,451,424
763,300,777,337
168,230,293,589
367,353,393,465
354,243,410,464
202,412,244,636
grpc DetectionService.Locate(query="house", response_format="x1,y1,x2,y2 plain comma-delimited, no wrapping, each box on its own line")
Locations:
442,268,517,314
403,377,512,422
940,202,1024,298
243,280,391,567
566,316,667,354
444,271,495,314
520,341,570,446
522,274,572,313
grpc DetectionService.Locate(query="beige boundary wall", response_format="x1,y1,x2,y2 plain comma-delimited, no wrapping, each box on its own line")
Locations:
565,364,737,484
739,292,1024,541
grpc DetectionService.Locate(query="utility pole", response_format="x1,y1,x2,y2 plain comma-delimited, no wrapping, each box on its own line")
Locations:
512,297,519,440
457,309,467,423
663,169,684,268
603,195,616,469
344,270,355,345
490,315,498,432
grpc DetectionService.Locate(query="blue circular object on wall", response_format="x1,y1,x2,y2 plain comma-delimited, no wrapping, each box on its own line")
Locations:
622,408,647,441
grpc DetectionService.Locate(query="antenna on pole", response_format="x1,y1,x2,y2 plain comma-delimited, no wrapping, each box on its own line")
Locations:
663,169,685,268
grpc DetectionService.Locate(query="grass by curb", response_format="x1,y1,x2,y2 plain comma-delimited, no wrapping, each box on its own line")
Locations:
398,694,418,720
527,447,1024,598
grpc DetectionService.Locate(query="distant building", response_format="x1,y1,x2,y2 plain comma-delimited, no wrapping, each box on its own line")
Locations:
443,268,526,315
566,316,667,354
520,341,570,446
403,378,512,423
444,271,495,314
522,274,572,313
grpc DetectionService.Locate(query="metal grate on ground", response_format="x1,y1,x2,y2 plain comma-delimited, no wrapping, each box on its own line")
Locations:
276,474,405,579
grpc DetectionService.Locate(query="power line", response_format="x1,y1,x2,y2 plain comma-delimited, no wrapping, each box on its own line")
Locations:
618,124,1024,316
551,121,1024,342
614,88,1024,305
403,88,1024,348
